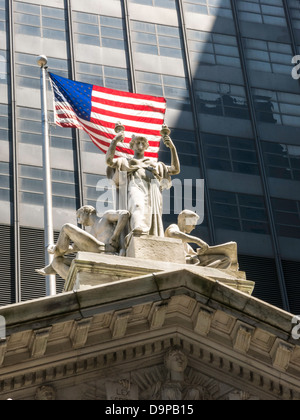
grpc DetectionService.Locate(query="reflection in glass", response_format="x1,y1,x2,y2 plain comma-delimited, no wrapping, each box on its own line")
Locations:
262,142,300,180
19,165,77,210
253,88,300,127
132,21,184,59
0,161,10,202
237,0,286,27
211,190,270,235
129,0,176,8
0,52,7,82
203,133,260,175
74,12,126,51
272,197,300,239
196,81,250,120
244,38,293,76
136,71,191,111
188,29,241,68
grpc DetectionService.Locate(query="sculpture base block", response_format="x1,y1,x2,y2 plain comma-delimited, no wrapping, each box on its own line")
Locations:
64,252,255,296
126,235,186,264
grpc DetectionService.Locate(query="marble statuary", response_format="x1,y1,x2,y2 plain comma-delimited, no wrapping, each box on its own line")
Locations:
105,374,138,400
36,205,130,280
8,116,300,402
37,121,238,284
165,210,238,270
35,385,56,401
140,346,211,400
106,123,180,237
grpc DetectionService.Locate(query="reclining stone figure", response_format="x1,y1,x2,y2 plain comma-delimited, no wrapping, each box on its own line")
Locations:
165,210,238,270
36,205,130,280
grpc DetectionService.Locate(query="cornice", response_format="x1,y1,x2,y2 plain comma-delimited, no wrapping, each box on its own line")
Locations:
0,268,298,400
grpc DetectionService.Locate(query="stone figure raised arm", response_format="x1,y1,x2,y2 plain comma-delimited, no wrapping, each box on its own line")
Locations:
106,123,180,238
165,210,238,270
36,206,130,280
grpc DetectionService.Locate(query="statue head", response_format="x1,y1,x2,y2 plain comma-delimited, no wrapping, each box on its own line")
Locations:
178,210,199,234
164,346,188,374
76,205,97,227
35,385,56,401
130,135,150,156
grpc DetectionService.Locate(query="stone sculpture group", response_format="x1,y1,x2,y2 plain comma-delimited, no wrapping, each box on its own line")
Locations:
37,122,238,280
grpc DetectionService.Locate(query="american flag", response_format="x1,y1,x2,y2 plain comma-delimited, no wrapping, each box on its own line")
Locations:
49,72,167,160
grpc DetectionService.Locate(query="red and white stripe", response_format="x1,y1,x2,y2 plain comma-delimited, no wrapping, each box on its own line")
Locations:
52,83,167,160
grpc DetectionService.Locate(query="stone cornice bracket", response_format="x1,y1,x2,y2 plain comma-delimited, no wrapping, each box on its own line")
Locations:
232,322,255,354
148,302,169,330
29,327,52,358
0,340,8,367
110,310,132,339
70,318,93,349
271,339,295,372
194,308,214,336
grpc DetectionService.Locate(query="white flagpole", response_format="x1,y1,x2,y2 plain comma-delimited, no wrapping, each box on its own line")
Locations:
37,55,56,297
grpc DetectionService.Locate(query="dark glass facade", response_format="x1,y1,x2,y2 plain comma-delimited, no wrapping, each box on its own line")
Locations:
0,0,299,313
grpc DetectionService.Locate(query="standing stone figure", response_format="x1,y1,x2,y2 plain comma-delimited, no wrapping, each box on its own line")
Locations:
165,210,238,270
36,206,130,280
106,124,180,237
147,346,211,400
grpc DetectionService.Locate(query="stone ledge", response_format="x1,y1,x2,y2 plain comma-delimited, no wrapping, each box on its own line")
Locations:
0,267,293,352
64,252,254,296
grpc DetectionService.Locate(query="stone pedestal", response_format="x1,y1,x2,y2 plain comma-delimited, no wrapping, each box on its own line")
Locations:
64,252,255,296
126,235,186,264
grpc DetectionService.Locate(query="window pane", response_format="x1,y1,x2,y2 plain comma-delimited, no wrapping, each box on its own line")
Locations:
15,2,39,14
238,0,286,26
74,22,99,36
132,21,183,59
73,11,98,24
42,17,66,31
211,190,269,234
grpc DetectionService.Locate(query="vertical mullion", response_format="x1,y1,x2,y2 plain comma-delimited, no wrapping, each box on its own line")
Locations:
177,0,216,245
230,0,290,312
8,0,21,303
227,136,235,173
123,0,137,93
282,0,298,57
281,0,300,107
98,16,102,48
66,0,84,209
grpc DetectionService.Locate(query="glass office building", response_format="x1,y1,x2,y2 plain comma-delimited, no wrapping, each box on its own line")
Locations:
0,0,300,312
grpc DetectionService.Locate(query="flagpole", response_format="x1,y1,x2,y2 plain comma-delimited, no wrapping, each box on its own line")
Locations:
37,55,56,297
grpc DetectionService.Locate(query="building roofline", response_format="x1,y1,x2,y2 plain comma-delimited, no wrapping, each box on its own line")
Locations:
0,267,294,340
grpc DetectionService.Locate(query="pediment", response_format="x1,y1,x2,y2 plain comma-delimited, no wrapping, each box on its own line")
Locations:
64,362,260,401
0,261,299,400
